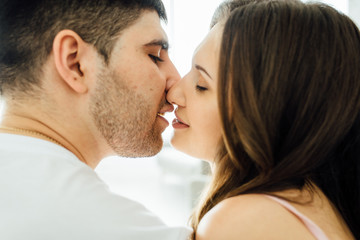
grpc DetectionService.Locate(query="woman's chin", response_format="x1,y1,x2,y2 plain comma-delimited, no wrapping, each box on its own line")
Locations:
169,138,188,155
170,139,214,162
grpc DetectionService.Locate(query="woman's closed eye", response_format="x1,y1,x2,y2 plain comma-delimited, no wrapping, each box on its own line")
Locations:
196,85,208,92
195,75,209,92
149,54,164,64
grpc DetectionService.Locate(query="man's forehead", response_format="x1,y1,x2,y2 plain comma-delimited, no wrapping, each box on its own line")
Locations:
119,11,168,48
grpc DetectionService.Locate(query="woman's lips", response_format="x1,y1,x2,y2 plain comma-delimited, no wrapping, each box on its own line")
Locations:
172,112,190,129
172,119,189,129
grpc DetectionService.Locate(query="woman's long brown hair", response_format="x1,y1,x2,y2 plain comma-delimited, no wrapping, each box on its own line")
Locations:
190,1,360,239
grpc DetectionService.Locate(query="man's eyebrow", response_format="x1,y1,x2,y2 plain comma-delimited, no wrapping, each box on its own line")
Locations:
195,64,213,80
144,39,169,50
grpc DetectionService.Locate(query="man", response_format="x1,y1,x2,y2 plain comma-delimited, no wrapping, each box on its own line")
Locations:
0,0,191,239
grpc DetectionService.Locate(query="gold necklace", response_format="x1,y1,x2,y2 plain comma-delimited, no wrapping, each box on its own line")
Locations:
0,126,66,148
0,126,88,164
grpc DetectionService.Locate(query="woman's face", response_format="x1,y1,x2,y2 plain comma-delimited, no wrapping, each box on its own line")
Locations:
167,23,223,161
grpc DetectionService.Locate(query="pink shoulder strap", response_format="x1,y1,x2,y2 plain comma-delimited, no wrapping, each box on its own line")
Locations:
265,195,330,240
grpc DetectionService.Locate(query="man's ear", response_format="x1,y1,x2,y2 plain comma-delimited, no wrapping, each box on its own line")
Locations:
53,30,90,93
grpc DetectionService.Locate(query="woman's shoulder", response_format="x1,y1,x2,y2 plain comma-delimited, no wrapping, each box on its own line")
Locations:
196,194,315,240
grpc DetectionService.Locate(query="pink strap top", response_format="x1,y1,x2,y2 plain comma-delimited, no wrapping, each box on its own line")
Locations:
265,195,330,240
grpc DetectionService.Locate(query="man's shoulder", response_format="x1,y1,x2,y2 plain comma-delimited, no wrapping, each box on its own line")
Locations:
0,134,192,240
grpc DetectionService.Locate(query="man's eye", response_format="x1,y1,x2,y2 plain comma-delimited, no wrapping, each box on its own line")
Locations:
149,54,164,64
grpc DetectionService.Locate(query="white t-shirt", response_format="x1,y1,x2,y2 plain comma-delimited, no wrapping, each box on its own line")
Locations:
0,133,192,240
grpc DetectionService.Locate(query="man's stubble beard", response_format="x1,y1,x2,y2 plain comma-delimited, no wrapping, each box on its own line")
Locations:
89,68,164,157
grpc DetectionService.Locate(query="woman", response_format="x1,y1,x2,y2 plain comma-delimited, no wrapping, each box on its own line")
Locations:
167,0,360,239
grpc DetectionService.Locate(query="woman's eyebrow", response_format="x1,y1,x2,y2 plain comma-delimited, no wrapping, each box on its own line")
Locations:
195,64,213,80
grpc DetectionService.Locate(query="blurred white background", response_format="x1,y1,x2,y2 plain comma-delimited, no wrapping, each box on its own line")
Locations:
0,0,359,227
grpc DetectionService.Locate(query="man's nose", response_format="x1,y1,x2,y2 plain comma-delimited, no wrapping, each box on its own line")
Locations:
165,59,181,92
166,73,187,107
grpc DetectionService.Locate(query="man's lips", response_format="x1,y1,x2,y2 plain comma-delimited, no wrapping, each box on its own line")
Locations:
156,111,170,129
157,103,174,117
156,103,174,129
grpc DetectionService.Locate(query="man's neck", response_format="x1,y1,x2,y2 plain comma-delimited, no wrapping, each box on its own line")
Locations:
0,109,105,169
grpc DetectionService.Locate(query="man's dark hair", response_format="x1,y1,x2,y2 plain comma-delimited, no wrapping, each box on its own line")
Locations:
0,0,167,95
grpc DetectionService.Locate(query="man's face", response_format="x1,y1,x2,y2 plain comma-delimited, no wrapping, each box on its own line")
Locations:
89,10,179,157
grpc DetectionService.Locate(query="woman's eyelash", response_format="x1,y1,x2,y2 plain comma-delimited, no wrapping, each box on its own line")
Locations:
149,54,164,64
196,85,208,92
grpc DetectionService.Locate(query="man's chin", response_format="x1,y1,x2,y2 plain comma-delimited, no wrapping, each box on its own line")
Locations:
113,137,164,158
